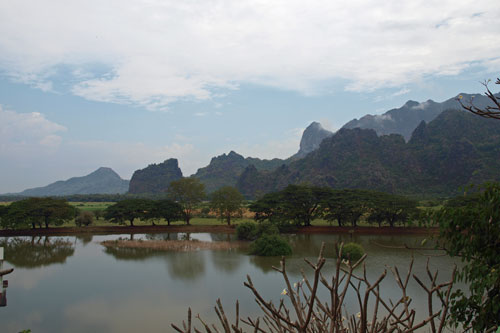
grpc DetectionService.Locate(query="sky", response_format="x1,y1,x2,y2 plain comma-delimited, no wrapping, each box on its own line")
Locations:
1,0,500,193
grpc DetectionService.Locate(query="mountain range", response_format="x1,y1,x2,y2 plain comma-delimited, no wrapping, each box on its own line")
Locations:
238,109,500,198
6,91,499,198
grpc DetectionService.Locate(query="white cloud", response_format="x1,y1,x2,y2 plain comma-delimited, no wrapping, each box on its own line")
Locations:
411,101,431,110
0,1,499,109
0,105,66,149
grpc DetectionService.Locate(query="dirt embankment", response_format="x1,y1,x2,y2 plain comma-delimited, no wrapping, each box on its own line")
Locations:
0,224,438,237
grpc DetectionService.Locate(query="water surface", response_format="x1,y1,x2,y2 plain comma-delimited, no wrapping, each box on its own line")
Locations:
0,233,458,332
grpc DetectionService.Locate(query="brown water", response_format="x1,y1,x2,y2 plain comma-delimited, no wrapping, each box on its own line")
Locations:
0,233,459,332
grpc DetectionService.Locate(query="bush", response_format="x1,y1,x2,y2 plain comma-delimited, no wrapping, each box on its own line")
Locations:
75,211,94,227
236,221,258,240
256,221,279,237
250,234,292,256
340,242,364,262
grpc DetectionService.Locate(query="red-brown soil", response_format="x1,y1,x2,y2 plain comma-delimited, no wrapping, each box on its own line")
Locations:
0,225,438,237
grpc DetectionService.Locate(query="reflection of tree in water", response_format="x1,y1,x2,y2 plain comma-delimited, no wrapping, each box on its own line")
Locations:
74,234,93,245
0,236,74,269
210,233,234,242
249,255,280,274
210,250,242,273
166,251,205,281
103,246,164,261
145,233,180,241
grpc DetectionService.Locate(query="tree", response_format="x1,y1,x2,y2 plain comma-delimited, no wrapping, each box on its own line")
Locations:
435,183,500,331
367,192,418,227
323,189,372,227
459,78,500,119
168,178,206,225
75,211,94,227
154,199,183,226
209,186,244,225
104,199,151,226
278,185,331,227
249,185,330,227
2,198,76,229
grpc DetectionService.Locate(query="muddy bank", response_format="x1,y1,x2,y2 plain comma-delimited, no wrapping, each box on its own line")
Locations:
0,224,438,237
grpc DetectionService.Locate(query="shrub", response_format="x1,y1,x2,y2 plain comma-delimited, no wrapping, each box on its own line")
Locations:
340,242,364,262
236,221,258,240
255,221,279,237
250,234,292,256
75,211,94,227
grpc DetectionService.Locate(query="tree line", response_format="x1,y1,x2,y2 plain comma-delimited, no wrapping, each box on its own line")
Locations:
250,184,419,228
1,180,420,230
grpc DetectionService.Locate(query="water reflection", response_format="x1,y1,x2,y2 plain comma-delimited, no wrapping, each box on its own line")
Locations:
103,246,163,261
165,251,205,280
210,250,242,273
0,237,74,269
74,234,93,245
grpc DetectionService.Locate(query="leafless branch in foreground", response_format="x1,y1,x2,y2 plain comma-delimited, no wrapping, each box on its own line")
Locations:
459,78,500,120
172,242,456,333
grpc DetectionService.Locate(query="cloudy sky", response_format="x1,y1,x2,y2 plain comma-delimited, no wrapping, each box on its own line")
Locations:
1,0,500,193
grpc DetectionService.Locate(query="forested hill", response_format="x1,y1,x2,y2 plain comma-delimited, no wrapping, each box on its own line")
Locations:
18,167,129,196
192,151,285,193
236,109,500,198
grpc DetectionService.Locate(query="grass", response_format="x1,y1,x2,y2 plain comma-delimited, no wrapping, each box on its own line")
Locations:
101,239,247,251
69,202,113,211
59,216,257,228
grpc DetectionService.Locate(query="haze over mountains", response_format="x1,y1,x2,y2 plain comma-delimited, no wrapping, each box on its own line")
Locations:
16,167,129,196
5,91,499,198
342,93,495,140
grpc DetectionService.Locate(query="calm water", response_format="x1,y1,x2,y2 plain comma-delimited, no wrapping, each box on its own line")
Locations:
0,233,459,332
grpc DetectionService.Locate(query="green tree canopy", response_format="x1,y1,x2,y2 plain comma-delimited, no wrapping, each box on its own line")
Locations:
323,189,374,227
152,199,183,226
168,178,206,225
2,198,76,229
249,185,331,227
366,192,418,227
435,183,500,331
104,199,151,226
209,186,244,225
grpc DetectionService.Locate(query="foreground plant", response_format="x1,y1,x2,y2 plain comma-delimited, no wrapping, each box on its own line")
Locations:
172,243,457,333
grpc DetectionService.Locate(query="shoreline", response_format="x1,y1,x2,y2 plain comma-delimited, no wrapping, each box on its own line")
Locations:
0,225,439,237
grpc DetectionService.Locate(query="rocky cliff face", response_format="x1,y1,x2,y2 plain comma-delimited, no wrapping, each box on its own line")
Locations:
292,122,333,159
237,109,500,198
128,159,183,194
342,93,497,140
19,167,129,196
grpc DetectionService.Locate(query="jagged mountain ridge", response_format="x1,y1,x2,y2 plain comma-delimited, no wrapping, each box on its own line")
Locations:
18,167,129,196
342,93,497,140
193,151,285,193
291,122,333,159
128,158,183,194
236,109,500,198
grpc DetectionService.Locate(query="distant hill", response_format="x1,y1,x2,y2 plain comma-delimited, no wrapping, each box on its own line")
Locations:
342,93,497,140
236,109,500,198
18,167,129,196
128,158,183,194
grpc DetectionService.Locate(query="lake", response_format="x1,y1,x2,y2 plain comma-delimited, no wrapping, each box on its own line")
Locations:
0,232,459,332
